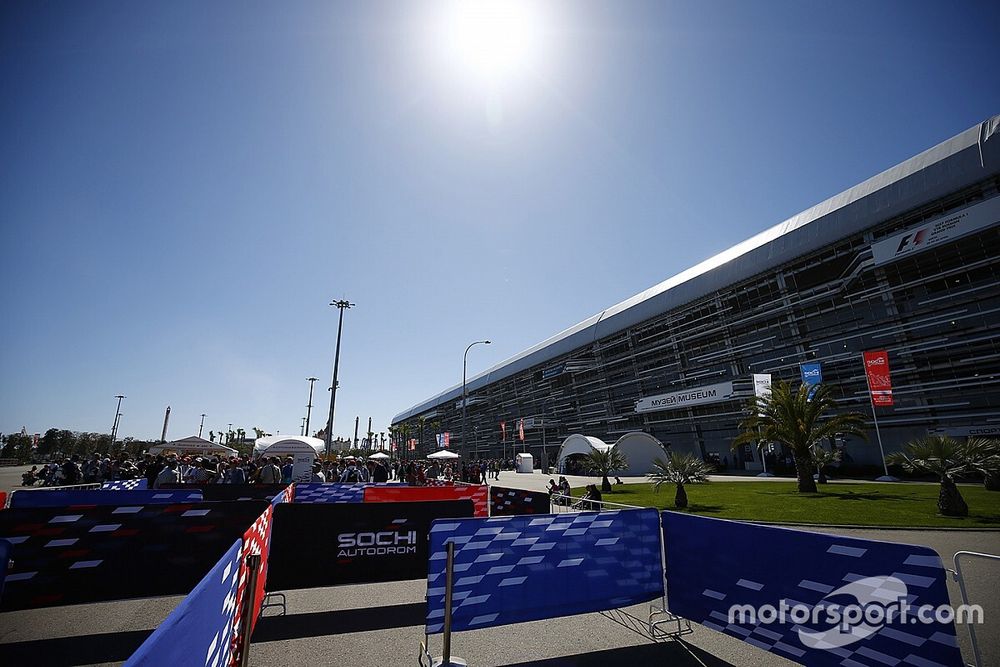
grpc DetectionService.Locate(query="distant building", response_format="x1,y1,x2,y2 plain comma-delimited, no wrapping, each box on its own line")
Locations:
393,116,1000,470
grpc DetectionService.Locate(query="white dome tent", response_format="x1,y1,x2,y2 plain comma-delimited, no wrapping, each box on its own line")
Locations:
253,435,325,459
554,432,669,476
555,434,612,474
611,432,669,476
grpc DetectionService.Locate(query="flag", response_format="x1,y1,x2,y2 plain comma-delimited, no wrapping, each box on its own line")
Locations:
408,439,416,451
518,418,524,442
442,432,450,448
751,374,771,415
500,421,506,442
799,363,822,401
863,350,893,406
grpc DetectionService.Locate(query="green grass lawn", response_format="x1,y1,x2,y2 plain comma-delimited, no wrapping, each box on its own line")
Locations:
581,481,1000,528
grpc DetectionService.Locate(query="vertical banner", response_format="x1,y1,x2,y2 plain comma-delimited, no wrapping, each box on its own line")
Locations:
426,509,664,633
442,432,450,448
799,363,822,400
518,418,525,442
663,512,961,667
863,350,894,406
752,374,772,414
500,421,506,442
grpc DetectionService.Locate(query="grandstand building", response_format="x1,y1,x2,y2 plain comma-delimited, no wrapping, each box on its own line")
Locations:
392,116,1000,472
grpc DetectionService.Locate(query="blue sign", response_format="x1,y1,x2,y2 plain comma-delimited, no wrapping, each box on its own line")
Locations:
125,539,243,667
426,509,663,633
663,512,962,667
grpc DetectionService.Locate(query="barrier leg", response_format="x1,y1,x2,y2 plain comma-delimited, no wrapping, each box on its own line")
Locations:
431,541,467,667
238,554,261,667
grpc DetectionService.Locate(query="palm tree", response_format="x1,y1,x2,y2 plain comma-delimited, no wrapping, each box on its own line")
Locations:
812,447,842,484
648,453,713,509
582,448,629,493
887,435,998,517
734,381,867,493
967,438,1000,491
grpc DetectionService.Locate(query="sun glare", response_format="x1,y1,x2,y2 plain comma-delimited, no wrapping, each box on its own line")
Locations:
438,0,545,88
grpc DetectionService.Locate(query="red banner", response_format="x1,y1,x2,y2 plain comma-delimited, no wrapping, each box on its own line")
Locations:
500,421,506,442
863,350,894,407
518,418,524,442
363,485,489,517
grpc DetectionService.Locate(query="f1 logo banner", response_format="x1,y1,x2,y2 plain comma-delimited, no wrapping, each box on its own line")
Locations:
9,488,203,508
125,539,243,667
101,479,149,491
799,363,822,401
425,509,664,634
364,485,489,518
0,500,268,610
293,483,365,503
489,486,550,516
267,500,474,590
662,512,961,667
862,350,894,407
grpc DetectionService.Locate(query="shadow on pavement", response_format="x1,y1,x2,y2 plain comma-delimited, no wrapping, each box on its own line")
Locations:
504,640,736,666
0,629,151,666
251,601,426,642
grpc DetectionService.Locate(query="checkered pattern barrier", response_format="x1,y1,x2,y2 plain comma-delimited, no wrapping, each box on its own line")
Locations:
293,483,365,503
159,483,290,502
663,512,962,667
364,485,489,517
124,539,243,667
0,500,268,610
425,508,664,633
489,486,550,516
9,489,203,508
101,479,149,491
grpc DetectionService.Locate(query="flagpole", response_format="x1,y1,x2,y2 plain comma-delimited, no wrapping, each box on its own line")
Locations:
862,353,893,481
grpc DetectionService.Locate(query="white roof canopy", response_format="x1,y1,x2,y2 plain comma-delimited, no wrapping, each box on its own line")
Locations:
148,436,237,456
253,435,325,459
427,450,459,460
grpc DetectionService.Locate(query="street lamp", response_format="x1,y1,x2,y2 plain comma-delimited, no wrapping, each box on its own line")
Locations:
198,413,206,438
325,299,354,460
305,377,318,437
110,395,126,444
461,340,491,459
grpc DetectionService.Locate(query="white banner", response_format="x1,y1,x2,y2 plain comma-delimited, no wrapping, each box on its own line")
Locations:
752,373,772,416
871,196,1000,266
291,452,315,483
635,381,735,413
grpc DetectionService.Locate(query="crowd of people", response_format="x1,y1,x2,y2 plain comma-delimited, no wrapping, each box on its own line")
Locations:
20,451,515,490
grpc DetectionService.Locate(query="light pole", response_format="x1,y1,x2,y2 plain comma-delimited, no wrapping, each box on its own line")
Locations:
301,417,307,436
461,340,491,459
325,299,354,460
110,395,126,444
198,413,206,438
305,377,318,437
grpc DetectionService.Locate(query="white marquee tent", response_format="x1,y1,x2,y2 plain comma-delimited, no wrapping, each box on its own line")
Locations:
148,436,238,457
253,435,325,459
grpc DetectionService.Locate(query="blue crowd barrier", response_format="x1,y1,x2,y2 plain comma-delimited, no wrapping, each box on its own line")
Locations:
425,508,664,633
125,539,243,667
663,512,962,667
9,489,203,508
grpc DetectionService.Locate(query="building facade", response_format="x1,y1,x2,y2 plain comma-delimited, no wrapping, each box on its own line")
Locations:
392,117,1000,471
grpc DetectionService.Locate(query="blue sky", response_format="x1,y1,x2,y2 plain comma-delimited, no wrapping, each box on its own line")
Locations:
2,1,998,442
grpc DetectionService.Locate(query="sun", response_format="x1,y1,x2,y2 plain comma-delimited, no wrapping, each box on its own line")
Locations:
437,0,545,88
